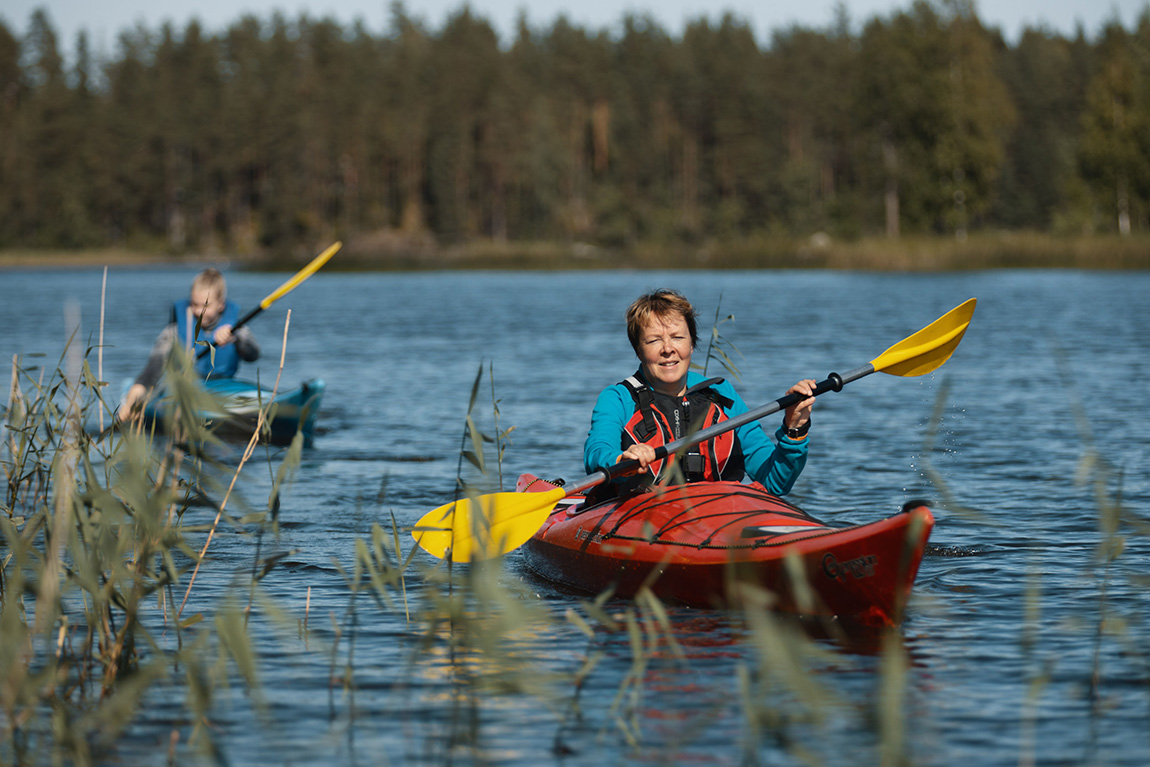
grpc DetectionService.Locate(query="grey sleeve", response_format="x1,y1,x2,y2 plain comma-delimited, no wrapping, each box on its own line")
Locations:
234,326,260,362
134,324,178,390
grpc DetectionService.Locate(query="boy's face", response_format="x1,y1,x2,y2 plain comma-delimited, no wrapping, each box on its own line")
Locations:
190,286,226,327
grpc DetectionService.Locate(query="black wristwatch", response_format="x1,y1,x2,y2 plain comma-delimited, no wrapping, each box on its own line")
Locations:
784,419,810,439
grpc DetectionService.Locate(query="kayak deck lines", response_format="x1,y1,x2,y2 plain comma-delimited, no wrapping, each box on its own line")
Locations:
560,484,834,549
579,519,865,551
516,473,935,626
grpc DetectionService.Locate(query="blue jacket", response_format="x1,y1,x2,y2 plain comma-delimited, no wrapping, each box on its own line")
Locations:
174,298,241,379
584,370,808,496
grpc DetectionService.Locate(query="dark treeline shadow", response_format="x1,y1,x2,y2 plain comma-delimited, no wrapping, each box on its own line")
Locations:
2,1,1150,268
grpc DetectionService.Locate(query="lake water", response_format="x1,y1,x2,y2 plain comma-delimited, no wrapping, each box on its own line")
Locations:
2,266,1148,765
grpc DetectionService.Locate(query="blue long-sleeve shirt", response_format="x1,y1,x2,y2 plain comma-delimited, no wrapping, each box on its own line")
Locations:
583,371,808,496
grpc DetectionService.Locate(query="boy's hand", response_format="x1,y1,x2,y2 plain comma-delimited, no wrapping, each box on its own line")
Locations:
213,324,235,346
117,383,147,421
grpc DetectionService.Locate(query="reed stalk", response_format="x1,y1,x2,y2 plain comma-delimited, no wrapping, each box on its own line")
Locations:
179,310,293,621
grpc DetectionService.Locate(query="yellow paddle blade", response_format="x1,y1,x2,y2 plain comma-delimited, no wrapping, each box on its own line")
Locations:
258,241,342,310
411,487,567,562
871,298,977,377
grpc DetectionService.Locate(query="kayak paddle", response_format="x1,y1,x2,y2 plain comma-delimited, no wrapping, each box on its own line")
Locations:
412,297,977,563
196,240,341,359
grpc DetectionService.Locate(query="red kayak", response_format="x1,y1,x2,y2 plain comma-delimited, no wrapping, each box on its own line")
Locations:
516,474,934,627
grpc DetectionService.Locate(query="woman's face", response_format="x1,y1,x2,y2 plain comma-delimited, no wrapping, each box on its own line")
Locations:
637,312,693,395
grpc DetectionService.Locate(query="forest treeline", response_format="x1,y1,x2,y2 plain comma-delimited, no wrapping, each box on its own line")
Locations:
2,0,1150,264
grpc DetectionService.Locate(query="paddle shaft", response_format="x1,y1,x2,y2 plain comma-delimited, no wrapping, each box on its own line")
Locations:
565,363,875,496
192,241,341,360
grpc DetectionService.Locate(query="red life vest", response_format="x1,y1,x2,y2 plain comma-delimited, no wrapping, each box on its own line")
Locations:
620,374,743,483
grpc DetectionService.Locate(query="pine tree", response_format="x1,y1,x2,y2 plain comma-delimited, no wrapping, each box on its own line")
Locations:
1078,21,1147,234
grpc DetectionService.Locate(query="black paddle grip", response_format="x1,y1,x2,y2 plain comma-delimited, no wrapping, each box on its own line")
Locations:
773,372,843,409
606,446,670,480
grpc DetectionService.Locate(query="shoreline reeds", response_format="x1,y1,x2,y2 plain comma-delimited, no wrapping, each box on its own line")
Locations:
0,299,311,763
3,231,1150,272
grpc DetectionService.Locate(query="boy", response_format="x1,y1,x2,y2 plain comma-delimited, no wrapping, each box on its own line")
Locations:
117,268,260,420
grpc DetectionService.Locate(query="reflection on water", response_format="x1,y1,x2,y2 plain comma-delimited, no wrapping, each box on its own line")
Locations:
2,268,1148,765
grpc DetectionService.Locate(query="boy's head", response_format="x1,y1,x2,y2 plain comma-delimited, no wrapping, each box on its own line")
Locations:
189,269,228,327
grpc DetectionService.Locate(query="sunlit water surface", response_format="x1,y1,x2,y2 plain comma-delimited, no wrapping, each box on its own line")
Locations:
2,267,1148,765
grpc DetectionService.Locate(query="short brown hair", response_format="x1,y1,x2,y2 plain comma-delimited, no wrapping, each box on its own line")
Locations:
625,289,698,354
191,268,227,303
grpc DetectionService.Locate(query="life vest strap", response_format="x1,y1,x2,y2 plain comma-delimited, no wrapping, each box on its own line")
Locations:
619,372,736,483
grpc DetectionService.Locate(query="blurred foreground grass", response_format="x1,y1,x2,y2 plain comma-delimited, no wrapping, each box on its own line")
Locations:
1,298,1142,766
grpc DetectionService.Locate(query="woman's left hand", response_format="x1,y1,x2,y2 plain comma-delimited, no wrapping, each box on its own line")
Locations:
783,379,816,431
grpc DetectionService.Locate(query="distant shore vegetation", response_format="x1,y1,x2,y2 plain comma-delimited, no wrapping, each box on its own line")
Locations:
4,231,1148,271
2,2,1150,269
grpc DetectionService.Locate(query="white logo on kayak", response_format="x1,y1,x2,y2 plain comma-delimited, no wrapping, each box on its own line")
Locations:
822,553,877,580
575,527,607,544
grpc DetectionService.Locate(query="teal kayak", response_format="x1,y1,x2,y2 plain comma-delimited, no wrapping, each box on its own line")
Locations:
134,377,325,446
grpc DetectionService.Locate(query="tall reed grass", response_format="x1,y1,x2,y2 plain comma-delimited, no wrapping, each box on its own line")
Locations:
0,304,307,764
4,284,1142,766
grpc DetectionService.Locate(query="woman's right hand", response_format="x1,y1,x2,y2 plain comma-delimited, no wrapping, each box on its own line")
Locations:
616,444,657,475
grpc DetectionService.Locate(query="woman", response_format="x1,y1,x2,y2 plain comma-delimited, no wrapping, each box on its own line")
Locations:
584,289,815,495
